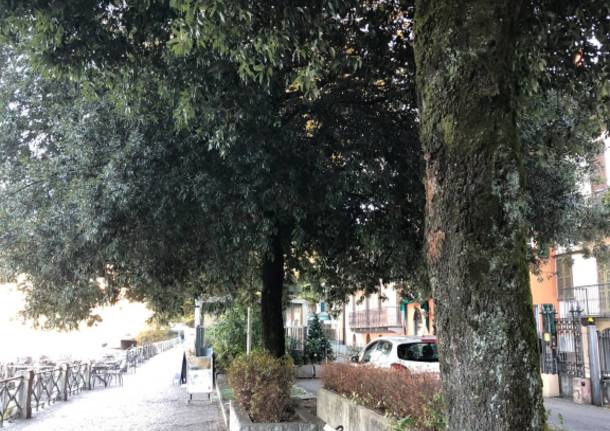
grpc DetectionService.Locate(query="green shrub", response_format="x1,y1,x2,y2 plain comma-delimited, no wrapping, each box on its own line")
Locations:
207,304,262,370
228,351,295,423
322,363,443,431
304,314,333,363
135,326,177,344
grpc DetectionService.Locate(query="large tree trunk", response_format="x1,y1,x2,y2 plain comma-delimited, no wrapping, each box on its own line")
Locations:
261,233,286,357
414,2,544,429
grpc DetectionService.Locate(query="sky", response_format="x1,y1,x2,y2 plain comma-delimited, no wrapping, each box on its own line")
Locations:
0,283,153,363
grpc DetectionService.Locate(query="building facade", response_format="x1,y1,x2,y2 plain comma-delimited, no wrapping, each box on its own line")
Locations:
345,283,434,349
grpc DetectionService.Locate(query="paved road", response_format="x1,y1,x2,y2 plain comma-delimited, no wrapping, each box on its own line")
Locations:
296,378,610,430
546,397,610,431
6,348,224,431
295,378,322,397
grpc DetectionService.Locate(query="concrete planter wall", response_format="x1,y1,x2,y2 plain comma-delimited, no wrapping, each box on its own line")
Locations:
541,373,560,398
229,401,323,431
295,365,316,379
317,388,393,431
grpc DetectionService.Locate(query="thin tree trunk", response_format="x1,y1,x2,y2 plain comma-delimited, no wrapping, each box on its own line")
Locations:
414,1,544,429
261,233,286,357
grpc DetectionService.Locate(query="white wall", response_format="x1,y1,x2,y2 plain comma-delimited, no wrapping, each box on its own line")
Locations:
572,254,599,287
558,253,602,317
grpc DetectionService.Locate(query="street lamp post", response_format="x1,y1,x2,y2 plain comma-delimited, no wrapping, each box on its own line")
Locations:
247,306,252,355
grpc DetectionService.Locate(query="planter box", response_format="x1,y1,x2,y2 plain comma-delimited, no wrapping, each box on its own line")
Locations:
317,388,393,431
294,363,331,379
229,401,324,431
295,365,316,379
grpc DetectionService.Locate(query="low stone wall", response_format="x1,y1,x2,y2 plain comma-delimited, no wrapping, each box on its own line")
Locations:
294,363,331,379
316,388,393,431
541,373,560,398
229,401,323,431
295,365,316,379
573,377,592,404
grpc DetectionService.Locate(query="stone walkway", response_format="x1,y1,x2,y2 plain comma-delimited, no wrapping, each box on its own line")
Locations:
5,347,224,431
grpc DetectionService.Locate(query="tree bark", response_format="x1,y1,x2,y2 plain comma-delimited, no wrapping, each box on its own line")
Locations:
261,233,286,357
414,2,544,429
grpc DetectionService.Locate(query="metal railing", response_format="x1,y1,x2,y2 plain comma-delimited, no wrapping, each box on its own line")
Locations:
125,338,178,372
599,330,610,379
0,375,24,425
31,368,62,411
560,283,610,317
538,337,558,374
0,337,179,426
557,315,585,378
348,306,402,329
285,326,306,352
66,363,89,397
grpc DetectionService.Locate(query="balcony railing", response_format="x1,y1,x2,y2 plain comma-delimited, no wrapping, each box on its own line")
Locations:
349,306,403,330
560,283,610,317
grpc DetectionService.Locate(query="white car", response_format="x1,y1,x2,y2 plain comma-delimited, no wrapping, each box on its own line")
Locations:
352,336,440,374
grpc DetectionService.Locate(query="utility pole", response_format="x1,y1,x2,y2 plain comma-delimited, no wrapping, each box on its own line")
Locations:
246,306,252,355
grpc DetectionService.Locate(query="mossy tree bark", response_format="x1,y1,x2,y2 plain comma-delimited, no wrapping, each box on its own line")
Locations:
261,233,286,357
414,2,544,429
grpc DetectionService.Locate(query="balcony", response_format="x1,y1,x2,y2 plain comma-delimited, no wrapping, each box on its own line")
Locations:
560,283,610,317
349,306,403,331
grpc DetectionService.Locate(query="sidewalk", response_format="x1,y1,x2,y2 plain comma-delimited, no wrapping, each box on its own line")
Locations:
546,397,610,431
7,348,224,431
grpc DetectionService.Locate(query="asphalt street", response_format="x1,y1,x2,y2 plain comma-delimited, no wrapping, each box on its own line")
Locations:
546,397,610,431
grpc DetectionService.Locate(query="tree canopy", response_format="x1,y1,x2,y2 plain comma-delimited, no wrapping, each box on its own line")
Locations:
0,2,425,354
0,0,607,344
1,0,609,427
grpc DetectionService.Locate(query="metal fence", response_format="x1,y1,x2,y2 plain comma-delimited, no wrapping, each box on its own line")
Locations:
561,283,610,317
538,337,558,374
31,368,62,411
599,330,610,379
0,375,24,425
286,326,306,351
125,338,177,372
0,337,179,426
557,316,585,378
349,306,402,329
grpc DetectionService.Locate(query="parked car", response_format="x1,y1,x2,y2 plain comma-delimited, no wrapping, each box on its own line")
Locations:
351,336,440,374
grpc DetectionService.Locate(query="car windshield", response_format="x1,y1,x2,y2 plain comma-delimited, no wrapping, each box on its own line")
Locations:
397,342,438,362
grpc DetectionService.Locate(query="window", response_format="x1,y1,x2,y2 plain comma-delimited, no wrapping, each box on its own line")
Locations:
556,255,573,300
397,342,439,362
376,341,392,357
361,342,378,363
364,340,392,363
541,304,556,335
597,257,610,313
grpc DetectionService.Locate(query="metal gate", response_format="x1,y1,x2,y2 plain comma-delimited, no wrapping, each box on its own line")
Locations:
598,330,610,378
557,314,584,377
538,305,558,374
556,312,584,396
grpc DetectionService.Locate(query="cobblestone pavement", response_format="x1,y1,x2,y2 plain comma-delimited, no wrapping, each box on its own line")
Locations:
6,347,225,431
